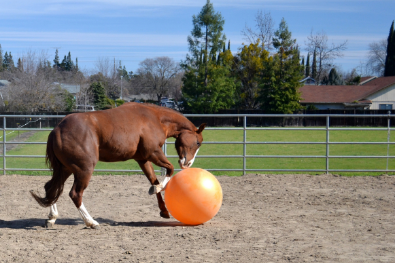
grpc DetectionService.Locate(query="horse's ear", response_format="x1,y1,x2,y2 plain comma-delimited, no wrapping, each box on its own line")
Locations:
196,123,207,134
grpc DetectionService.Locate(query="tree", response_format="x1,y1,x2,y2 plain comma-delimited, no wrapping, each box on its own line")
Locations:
90,82,110,110
182,0,235,113
311,49,317,80
0,44,3,72
322,68,344,85
259,18,303,114
232,40,270,109
53,49,60,69
305,53,310,77
241,10,275,52
137,56,181,102
367,39,387,76
186,0,226,86
305,30,347,82
384,21,395,76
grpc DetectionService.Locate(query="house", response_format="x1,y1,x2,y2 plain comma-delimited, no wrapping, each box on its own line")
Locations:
300,76,316,85
53,82,81,96
299,76,395,110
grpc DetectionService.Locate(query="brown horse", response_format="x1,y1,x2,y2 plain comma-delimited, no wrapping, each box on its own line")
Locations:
30,102,206,229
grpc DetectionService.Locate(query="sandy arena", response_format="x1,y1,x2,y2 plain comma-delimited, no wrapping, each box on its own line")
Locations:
0,173,394,262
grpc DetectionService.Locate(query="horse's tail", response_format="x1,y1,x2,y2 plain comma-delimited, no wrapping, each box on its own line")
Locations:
30,131,68,207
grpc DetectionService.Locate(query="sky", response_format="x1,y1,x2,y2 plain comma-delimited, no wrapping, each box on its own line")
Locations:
0,0,394,76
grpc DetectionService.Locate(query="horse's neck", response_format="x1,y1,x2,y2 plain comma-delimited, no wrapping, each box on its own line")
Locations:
160,112,194,138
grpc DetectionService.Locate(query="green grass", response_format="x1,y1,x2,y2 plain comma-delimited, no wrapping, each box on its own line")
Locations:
2,128,395,176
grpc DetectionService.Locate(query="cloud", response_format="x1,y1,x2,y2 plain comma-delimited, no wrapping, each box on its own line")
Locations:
0,31,188,47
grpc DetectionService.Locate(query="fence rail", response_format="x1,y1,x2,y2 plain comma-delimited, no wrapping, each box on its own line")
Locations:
1,113,395,175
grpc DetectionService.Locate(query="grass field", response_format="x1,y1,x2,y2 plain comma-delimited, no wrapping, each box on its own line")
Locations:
1,128,395,176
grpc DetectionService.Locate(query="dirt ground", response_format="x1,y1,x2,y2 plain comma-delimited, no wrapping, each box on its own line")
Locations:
0,173,395,263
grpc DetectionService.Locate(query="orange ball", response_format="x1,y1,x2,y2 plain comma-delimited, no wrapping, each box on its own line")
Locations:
164,168,223,225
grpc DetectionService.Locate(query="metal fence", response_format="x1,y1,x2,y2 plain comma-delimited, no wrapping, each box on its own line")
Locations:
1,113,395,175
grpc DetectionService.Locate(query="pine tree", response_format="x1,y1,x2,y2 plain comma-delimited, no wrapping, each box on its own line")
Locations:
305,53,310,78
8,52,15,71
228,40,230,50
75,57,79,71
312,49,317,80
259,18,303,113
60,55,67,70
17,58,23,71
0,44,3,71
90,82,108,110
53,49,60,69
3,52,9,70
325,68,344,85
182,0,235,113
384,21,395,76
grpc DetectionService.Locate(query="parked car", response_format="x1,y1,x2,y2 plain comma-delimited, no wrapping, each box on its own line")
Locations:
74,105,95,112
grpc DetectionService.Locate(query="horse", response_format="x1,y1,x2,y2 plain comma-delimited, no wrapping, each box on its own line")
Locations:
30,102,206,229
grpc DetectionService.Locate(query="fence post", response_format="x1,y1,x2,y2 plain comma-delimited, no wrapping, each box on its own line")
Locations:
386,114,391,172
3,117,5,175
243,116,247,175
326,115,330,174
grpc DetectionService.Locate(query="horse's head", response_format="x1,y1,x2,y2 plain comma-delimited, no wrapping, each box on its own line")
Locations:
175,123,206,169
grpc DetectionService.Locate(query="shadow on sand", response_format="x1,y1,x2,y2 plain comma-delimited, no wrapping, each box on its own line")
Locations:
0,218,195,229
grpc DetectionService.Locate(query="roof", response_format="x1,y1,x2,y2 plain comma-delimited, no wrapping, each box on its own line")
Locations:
360,76,395,89
300,85,378,103
300,76,395,104
53,82,80,94
359,76,377,85
0,80,11,87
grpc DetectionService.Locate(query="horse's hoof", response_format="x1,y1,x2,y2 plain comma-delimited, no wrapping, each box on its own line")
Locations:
45,220,55,229
160,211,170,219
91,224,100,230
149,184,162,195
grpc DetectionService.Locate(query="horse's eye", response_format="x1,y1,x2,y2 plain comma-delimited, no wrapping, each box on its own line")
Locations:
197,141,201,146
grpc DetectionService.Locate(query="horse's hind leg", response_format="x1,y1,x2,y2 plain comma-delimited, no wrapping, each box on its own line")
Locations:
69,172,99,229
46,203,59,228
137,160,170,219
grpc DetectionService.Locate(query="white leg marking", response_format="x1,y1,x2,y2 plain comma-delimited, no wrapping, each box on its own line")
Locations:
78,202,99,228
150,176,171,194
161,176,171,189
47,203,59,225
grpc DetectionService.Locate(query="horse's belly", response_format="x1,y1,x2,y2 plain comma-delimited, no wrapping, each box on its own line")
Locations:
98,148,136,162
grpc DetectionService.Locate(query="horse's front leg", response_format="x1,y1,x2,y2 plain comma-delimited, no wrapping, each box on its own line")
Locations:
45,203,59,228
147,149,174,195
137,160,170,218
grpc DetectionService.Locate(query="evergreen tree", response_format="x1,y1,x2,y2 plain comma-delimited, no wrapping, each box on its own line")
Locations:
3,52,9,70
53,49,60,69
182,0,235,113
305,53,310,78
8,52,15,71
228,40,230,50
186,0,226,86
324,68,344,85
384,21,395,76
76,57,79,71
60,55,67,70
0,44,3,71
312,49,317,80
17,58,23,71
259,18,303,114
90,82,108,110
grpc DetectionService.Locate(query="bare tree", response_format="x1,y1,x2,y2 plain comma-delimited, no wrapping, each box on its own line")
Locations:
366,39,387,76
305,30,348,82
241,10,275,52
94,57,113,78
137,57,181,102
